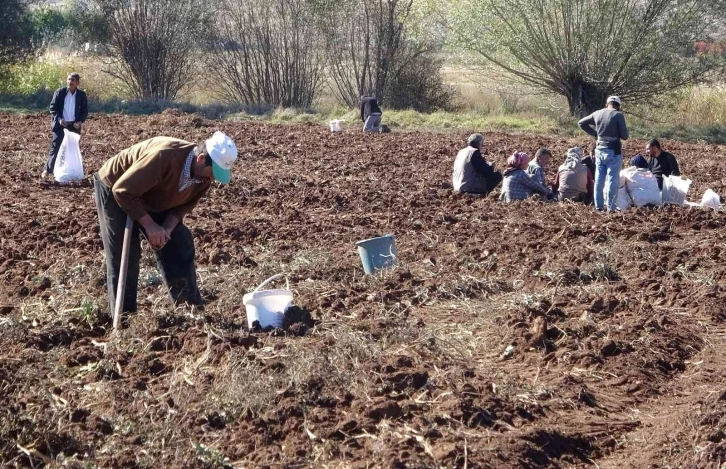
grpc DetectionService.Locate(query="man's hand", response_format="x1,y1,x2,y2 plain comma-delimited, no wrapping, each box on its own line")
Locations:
162,214,180,242
59,118,66,126
145,223,167,250
73,122,82,130
139,215,167,250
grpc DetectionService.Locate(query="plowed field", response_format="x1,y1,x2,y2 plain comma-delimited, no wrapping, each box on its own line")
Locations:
1,110,725,468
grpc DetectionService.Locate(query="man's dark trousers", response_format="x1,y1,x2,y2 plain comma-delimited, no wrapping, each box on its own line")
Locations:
47,123,80,173
93,173,203,313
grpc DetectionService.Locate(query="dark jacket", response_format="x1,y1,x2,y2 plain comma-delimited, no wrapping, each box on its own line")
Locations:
452,145,495,193
360,96,382,122
648,151,680,189
49,87,88,130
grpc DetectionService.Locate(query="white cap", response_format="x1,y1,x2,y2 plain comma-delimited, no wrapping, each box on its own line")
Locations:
607,96,622,106
205,131,237,184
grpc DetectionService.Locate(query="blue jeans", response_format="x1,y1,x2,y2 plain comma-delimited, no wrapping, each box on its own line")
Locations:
594,148,623,211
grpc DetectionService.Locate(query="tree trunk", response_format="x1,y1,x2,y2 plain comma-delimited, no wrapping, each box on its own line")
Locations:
566,80,609,118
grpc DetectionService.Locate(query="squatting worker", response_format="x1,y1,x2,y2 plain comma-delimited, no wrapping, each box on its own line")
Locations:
646,139,680,190
360,95,382,132
452,133,502,196
553,147,594,204
43,72,88,179
500,151,553,202
527,148,552,187
93,131,238,314
577,96,629,212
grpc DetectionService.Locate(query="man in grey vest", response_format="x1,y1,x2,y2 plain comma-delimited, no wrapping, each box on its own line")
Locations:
577,96,629,212
452,133,502,196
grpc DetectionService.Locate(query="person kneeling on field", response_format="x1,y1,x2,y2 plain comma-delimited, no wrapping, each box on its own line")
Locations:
452,133,502,196
646,139,680,190
526,148,552,187
553,147,594,204
94,131,238,315
500,151,554,202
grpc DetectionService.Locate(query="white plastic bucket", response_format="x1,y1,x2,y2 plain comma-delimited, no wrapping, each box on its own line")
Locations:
242,274,293,330
329,119,345,132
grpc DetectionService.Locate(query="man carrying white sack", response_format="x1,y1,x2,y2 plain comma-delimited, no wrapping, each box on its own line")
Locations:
93,131,238,314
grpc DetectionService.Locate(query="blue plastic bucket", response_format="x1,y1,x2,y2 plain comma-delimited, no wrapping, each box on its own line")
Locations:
356,234,398,274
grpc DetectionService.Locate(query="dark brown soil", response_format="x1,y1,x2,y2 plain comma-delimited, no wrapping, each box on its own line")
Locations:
0,110,725,467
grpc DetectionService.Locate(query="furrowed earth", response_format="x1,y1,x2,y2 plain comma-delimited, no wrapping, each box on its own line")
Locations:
1,110,725,468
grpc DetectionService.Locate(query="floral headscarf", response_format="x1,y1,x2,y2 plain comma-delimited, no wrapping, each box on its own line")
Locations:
559,146,583,171
507,151,530,168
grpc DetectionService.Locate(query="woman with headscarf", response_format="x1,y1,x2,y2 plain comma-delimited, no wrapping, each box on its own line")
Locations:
552,146,594,204
500,151,554,202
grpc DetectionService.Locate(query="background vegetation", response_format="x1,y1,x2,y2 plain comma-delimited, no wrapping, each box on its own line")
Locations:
1,0,726,142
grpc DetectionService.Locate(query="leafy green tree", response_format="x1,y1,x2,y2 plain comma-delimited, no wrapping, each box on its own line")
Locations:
447,0,725,116
64,0,111,46
29,8,68,48
0,0,35,76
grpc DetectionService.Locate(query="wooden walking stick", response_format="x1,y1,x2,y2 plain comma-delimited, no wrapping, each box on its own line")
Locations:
113,215,133,330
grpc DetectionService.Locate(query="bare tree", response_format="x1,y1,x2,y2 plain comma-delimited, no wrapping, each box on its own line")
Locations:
315,0,421,106
207,0,325,108
448,0,726,116
96,0,210,101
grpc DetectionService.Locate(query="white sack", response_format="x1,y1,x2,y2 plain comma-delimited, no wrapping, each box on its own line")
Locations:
54,129,84,183
623,167,661,207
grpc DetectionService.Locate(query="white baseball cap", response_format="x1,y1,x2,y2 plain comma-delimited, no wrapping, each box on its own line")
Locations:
205,131,237,184
607,96,622,106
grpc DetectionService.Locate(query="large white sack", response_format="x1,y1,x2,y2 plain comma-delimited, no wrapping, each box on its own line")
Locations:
54,129,84,183
701,189,721,210
604,172,632,211
623,167,661,207
661,175,691,206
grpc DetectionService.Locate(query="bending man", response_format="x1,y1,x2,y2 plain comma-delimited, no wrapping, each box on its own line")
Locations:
94,132,238,314
360,95,382,132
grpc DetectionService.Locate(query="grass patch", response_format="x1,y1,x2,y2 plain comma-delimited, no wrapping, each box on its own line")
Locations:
2,54,726,142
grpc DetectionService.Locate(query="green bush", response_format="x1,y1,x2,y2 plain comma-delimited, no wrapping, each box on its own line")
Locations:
0,61,65,95
0,0,36,74
28,1,110,50
30,7,69,47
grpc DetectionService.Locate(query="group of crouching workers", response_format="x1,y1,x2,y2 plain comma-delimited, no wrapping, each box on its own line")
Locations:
453,96,680,211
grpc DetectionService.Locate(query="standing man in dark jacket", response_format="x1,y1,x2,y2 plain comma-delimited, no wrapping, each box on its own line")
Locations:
452,133,502,195
43,72,88,179
577,96,629,212
360,95,382,132
645,139,681,189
